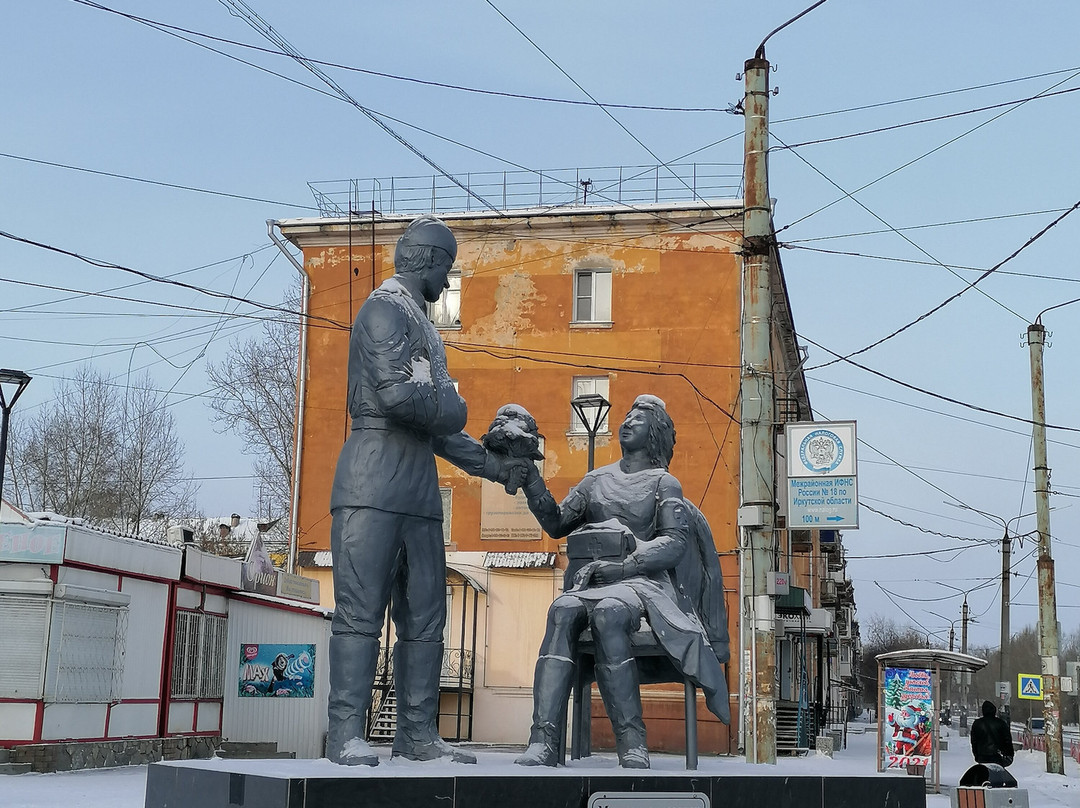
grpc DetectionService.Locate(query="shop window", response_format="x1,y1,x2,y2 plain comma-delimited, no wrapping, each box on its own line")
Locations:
0,595,50,698
44,600,128,703
171,611,228,699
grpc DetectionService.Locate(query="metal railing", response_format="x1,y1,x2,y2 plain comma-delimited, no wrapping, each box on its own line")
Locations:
307,163,741,218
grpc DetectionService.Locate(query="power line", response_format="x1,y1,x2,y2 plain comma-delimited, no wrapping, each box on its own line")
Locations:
483,0,704,206
218,0,500,214
772,64,1080,125
774,85,1080,151
0,150,318,211
786,243,1080,286
801,200,1080,372
73,0,727,113
802,334,1080,433
776,65,1080,234
769,128,1025,323
0,229,346,331
782,206,1075,245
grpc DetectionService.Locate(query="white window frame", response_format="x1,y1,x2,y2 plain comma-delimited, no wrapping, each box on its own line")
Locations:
429,270,461,329
569,376,611,434
572,267,612,324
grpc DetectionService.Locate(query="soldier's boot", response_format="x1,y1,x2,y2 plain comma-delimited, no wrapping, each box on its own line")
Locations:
515,655,576,766
326,634,380,766
595,660,650,769
391,641,477,764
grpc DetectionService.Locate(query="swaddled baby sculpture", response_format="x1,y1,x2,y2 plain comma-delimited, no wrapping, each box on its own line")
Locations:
515,395,730,768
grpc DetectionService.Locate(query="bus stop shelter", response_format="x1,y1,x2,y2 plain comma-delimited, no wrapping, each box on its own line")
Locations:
876,649,988,794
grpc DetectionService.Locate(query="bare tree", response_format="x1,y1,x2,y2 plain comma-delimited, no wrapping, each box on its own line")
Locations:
8,364,195,533
206,285,299,521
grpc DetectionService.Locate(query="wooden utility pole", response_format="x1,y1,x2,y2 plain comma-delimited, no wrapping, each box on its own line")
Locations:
1026,322,1064,774
739,52,777,765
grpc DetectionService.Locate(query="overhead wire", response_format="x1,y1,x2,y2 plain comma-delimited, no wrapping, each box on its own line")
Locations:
800,333,1080,433
776,66,1080,235
770,128,1025,324
72,0,727,113
799,200,1080,372
483,0,707,207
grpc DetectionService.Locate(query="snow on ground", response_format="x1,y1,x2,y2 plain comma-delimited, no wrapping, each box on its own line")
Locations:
4,720,1077,807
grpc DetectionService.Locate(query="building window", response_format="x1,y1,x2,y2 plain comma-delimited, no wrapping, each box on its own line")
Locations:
171,611,228,699
429,270,461,329
573,268,612,323
440,487,453,545
0,595,50,699
570,376,610,434
45,600,128,703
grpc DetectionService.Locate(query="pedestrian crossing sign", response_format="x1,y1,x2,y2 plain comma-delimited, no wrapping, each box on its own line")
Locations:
1017,674,1043,700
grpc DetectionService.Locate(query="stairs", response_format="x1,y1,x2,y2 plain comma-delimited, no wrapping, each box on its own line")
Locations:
776,701,817,753
368,690,398,742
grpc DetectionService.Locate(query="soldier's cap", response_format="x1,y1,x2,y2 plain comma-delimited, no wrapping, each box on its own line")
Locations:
399,216,457,261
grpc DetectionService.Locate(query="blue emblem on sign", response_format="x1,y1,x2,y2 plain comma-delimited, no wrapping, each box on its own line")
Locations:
799,429,844,473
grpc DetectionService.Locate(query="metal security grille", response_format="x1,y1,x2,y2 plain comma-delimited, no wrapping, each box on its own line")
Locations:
171,611,227,699
45,600,128,703
0,595,51,698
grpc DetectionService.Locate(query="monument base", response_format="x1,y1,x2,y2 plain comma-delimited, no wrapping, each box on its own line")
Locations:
144,751,926,808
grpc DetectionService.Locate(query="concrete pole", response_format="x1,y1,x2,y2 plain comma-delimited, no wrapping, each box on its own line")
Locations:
961,598,969,712
999,529,1011,699
739,54,777,765
1026,323,1064,774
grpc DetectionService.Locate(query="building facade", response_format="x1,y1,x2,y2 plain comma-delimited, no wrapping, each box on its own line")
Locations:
278,186,858,755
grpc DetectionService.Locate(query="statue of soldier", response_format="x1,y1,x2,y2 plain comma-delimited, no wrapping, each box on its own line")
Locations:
326,216,526,766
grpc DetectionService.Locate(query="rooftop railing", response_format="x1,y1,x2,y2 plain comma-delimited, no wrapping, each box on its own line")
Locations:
307,163,740,218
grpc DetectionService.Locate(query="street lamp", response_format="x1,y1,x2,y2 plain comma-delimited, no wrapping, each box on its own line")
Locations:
570,393,610,472
0,368,32,504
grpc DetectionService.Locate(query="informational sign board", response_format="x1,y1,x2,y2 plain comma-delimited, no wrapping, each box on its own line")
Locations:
480,477,541,541
882,667,934,770
1017,673,1043,700
786,422,859,530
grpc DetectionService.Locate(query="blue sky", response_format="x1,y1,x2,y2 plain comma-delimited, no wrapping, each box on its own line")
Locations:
3,1,1080,648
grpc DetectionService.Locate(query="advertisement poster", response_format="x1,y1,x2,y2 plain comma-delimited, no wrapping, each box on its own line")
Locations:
238,643,315,698
882,667,934,769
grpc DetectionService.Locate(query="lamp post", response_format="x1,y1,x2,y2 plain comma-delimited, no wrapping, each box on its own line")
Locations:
570,393,610,472
0,368,32,504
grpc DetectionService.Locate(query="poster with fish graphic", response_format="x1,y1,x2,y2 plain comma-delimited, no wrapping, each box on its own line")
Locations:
238,643,315,698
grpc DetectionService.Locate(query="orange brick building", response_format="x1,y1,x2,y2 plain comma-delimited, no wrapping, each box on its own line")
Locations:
276,192,842,756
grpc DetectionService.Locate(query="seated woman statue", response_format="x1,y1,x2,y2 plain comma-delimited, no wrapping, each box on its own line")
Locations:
515,394,729,769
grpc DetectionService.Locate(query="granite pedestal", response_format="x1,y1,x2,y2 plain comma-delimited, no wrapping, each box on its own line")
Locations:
144,751,926,808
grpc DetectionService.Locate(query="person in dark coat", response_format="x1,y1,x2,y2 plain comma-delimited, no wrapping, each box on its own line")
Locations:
970,700,1014,766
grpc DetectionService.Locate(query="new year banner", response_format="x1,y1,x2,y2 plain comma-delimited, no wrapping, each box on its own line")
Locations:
882,667,934,769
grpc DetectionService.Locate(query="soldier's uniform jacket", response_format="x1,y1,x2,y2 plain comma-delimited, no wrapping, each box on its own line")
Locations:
330,276,488,519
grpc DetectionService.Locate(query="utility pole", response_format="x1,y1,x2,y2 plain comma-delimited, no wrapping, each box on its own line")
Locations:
999,527,1011,700
961,598,969,710
739,49,776,765
1026,322,1064,774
